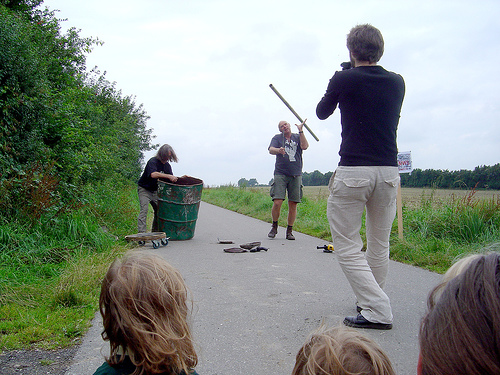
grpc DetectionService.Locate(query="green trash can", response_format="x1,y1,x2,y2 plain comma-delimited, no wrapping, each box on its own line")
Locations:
157,176,203,240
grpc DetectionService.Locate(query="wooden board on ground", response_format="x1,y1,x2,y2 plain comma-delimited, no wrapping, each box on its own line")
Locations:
125,232,168,248
125,232,166,241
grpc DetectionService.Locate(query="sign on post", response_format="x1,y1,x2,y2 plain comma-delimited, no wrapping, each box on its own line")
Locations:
397,151,413,174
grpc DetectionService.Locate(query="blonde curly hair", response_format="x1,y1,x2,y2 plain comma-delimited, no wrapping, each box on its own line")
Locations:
292,324,395,375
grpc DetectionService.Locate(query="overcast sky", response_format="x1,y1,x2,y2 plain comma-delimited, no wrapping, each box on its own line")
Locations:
42,0,500,186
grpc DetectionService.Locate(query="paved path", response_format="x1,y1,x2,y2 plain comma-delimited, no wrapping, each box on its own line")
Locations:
66,201,441,375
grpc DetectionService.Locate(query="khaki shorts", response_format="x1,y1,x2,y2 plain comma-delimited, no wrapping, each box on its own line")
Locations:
270,174,303,203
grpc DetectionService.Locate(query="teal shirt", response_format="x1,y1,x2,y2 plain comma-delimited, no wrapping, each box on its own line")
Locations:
93,358,199,375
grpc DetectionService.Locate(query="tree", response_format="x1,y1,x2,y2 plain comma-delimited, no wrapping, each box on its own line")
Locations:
0,0,43,20
0,5,98,177
247,178,258,187
0,3,155,222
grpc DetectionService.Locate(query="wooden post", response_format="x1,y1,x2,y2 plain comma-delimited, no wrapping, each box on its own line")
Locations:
397,179,403,239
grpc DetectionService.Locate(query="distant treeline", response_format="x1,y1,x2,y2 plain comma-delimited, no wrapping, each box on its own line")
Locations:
302,164,500,189
400,164,500,190
239,164,500,189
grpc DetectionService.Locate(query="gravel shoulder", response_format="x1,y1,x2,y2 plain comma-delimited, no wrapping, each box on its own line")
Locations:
0,347,79,375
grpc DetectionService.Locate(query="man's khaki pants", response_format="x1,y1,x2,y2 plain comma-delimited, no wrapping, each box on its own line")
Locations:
137,186,159,233
327,166,399,324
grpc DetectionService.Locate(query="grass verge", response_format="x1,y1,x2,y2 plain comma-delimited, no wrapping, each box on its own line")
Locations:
0,180,140,350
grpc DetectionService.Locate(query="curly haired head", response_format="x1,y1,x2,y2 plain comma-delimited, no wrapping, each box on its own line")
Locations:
292,325,395,375
100,251,197,375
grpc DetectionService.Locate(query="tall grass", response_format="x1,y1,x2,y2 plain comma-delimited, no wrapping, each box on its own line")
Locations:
391,189,500,272
0,180,140,350
203,186,500,273
202,185,332,239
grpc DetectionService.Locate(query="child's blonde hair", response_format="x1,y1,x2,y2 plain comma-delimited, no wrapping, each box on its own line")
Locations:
292,325,395,375
99,251,197,375
430,253,482,303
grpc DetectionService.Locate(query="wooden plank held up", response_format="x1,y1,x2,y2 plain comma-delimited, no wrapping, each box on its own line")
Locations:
269,84,319,142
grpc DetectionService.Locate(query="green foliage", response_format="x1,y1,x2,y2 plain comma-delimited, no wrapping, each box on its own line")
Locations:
203,185,333,240
0,2,157,350
0,4,155,208
0,181,139,350
0,5,96,176
237,177,259,187
293,195,331,239
0,0,43,20
400,164,500,190
203,185,271,222
302,170,334,186
402,189,500,243
390,188,500,273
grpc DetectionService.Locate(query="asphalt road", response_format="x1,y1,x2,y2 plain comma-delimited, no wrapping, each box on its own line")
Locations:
66,201,441,375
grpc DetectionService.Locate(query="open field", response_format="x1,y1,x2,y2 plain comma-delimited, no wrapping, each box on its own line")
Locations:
251,185,500,204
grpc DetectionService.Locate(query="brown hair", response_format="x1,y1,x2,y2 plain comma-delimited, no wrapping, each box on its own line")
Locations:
419,252,500,375
292,325,395,375
99,251,197,375
156,144,178,164
346,24,384,64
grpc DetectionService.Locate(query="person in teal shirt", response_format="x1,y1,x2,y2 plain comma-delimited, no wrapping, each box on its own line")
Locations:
93,252,199,375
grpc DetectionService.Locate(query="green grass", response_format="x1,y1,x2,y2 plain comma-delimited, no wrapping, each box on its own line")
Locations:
202,185,500,274
201,185,332,240
2,182,498,350
0,180,141,350
391,190,500,273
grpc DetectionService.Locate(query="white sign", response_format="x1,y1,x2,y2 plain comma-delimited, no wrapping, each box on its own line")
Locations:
397,151,412,174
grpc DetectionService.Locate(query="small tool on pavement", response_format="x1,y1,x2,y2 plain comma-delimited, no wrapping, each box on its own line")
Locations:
250,246,269,252
317,244,334,253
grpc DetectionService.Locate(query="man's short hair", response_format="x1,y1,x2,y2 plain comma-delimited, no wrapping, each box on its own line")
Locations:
278,120,289,131
346,24,384,63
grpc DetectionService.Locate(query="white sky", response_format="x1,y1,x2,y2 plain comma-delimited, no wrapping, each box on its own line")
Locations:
42,0,500,186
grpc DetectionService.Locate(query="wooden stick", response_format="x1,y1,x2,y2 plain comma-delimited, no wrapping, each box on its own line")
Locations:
397,179,403,239
269,84,319,141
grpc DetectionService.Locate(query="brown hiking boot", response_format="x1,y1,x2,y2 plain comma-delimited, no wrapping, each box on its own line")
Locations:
286,225,295,240
268,222,278,238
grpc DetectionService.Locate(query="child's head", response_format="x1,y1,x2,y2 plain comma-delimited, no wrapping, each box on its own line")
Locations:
100,251,197,375
430,253,482,303
292,325,395,375
419,252,500,375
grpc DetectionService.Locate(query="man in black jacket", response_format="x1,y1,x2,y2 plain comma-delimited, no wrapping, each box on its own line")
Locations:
316,24,405,330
